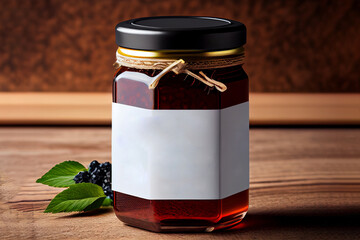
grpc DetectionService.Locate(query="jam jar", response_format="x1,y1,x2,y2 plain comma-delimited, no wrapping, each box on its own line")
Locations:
112,16,249,232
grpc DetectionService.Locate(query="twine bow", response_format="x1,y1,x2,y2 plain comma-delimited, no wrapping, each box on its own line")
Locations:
153,59,228,92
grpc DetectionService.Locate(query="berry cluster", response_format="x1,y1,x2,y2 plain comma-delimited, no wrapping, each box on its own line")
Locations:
73,160,113,200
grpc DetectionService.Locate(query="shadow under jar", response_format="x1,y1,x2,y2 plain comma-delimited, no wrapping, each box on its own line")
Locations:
112,16,249,232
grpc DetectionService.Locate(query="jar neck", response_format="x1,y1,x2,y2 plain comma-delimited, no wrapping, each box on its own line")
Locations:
116,47,245,59
114,46,245,93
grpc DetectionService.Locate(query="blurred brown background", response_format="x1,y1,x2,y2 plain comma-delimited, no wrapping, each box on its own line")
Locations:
0,0,359,93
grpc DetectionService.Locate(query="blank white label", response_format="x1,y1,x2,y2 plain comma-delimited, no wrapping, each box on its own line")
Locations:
112,102,249,200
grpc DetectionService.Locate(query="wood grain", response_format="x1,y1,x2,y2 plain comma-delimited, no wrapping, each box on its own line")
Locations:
0,92,359,125
0,127,359,239
0,0,359,93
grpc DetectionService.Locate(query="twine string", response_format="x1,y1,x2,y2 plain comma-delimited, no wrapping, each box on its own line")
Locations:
114,50,244,92
149,59,185,89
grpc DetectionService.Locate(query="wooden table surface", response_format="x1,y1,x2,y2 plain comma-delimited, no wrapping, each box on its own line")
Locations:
0,127,359,239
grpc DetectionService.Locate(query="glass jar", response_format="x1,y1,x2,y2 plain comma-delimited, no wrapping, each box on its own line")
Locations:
112,16,249,232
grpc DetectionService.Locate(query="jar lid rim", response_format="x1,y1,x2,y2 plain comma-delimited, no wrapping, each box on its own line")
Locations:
115,16,246,51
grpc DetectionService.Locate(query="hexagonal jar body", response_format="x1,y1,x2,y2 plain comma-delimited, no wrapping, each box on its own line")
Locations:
112,16,249,232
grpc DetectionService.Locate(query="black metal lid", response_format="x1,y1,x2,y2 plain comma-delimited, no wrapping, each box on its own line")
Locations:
115,16,246,51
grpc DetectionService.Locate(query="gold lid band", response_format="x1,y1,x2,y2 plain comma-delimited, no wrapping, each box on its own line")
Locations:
117,46,244,58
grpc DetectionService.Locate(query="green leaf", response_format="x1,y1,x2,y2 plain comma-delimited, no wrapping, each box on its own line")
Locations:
36,160,87,187
84,197,107,212
44,183,106,213
101,197,113,207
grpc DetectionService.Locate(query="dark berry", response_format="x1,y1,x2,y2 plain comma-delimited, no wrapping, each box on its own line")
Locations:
87,161,112,199
102,182,110,188
90,169,103,185
102,182,113,200
105,170,111,181
73,171,90,183
99,162,111,172
88,160,100,174
103,183,112,196
104,162,112,168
